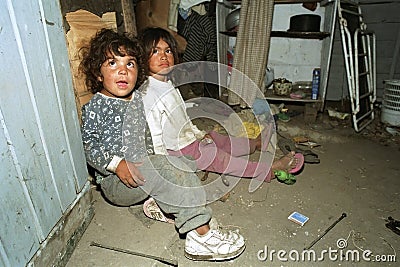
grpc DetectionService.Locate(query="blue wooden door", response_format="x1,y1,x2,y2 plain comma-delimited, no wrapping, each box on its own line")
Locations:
0,0,89,266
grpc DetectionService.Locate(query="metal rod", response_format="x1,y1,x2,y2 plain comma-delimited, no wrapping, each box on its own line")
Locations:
90,241,178,266
304,213,347,250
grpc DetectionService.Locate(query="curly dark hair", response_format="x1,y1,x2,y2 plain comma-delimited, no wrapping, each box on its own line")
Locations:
79,28,146,94
137,27,179,74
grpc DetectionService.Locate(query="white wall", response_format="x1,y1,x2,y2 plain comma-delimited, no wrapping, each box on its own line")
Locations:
269,4,325,84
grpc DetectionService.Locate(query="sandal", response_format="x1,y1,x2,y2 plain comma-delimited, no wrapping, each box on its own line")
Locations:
272,152,304,175
288,153,304,174
143,197,174,224
278,138,320,164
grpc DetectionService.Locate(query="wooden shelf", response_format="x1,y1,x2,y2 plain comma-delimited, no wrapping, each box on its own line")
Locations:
220,30,330,40
275,0,322,3
264,90,322,103
272,31,330,40
220,30,238,37
227,0,322,4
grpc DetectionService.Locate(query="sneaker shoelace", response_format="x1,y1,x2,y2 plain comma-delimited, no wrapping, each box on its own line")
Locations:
209,229,241,245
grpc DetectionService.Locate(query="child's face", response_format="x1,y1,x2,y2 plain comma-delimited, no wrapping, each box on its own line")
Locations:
148,39,175,81
98,51,138,99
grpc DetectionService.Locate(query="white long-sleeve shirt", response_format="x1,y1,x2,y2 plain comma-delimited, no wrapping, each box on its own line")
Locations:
142,76,206,155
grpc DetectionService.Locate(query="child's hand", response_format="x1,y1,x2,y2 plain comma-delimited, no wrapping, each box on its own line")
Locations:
115,160,146,188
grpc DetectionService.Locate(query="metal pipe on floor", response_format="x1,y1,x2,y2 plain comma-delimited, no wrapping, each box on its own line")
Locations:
304,213,347,250
90,241,178,266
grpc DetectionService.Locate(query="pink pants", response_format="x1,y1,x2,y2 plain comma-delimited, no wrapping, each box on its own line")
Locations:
167,131,273,182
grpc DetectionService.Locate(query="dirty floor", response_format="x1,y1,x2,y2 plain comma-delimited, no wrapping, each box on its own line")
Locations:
66,106,400,267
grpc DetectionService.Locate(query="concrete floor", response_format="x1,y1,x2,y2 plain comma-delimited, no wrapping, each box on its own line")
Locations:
66,113,400,267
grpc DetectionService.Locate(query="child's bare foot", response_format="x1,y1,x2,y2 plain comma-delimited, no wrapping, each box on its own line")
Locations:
271,151,297,172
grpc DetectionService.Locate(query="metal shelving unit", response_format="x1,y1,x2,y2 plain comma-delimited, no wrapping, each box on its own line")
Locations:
217,0,338,111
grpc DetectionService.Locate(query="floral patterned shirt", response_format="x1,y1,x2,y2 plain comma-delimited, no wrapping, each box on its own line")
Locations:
81,92,154,182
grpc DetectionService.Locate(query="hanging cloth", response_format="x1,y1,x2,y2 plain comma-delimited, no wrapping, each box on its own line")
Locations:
168,0,210,31
179,11,217,62
228,0,274,107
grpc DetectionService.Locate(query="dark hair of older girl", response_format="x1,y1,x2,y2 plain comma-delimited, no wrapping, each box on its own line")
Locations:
138,27,179,74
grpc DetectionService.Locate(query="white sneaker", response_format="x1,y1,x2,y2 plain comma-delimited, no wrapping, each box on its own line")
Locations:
208,218,244,243
209,217,219,230
184,228,245,261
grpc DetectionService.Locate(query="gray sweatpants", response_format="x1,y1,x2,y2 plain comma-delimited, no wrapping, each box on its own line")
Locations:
99,155,212,233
